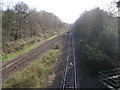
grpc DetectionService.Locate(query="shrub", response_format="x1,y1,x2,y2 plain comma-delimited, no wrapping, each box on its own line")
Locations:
80,40,115,76
54,44,61,49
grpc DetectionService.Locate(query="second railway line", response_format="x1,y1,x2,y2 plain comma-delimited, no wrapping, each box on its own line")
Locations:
2,33,64,82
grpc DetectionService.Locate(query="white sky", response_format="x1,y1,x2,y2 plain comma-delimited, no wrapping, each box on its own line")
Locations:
2,0,118,23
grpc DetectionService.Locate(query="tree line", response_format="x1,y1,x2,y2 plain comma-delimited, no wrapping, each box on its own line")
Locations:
73,7,119,75
2,2,67,43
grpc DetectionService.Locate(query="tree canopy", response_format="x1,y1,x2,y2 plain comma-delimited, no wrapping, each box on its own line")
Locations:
2,2,67,43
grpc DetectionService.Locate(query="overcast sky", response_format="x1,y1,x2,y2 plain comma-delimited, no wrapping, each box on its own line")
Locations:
2,0,118,23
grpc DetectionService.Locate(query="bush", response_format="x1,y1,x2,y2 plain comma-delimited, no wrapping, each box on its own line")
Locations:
54,44,61,49
80,40,115,76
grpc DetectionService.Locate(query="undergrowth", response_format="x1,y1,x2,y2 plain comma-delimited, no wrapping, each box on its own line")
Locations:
1,31,64,62
1,45,35,62
80,40,115,76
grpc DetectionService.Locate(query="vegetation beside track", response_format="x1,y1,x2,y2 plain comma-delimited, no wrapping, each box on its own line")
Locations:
1,31,64,62
2,1,67,62
2,44,61,88
80,40,115,76
73,8,118,76
1,45,35,62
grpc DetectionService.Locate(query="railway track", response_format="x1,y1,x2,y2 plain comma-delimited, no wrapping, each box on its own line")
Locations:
61,32,77,89
2,33,64,82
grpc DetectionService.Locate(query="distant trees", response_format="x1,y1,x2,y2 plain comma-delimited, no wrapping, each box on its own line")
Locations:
2,2,66,43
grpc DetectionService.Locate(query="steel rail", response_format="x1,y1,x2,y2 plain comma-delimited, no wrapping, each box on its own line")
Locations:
72,35,77,88
61,33,77,89
62,34,70,89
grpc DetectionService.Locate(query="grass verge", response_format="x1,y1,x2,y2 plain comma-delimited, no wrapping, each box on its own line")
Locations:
1,31,65,62
1,45,35,62
2,46,61,88
47,31,65,41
